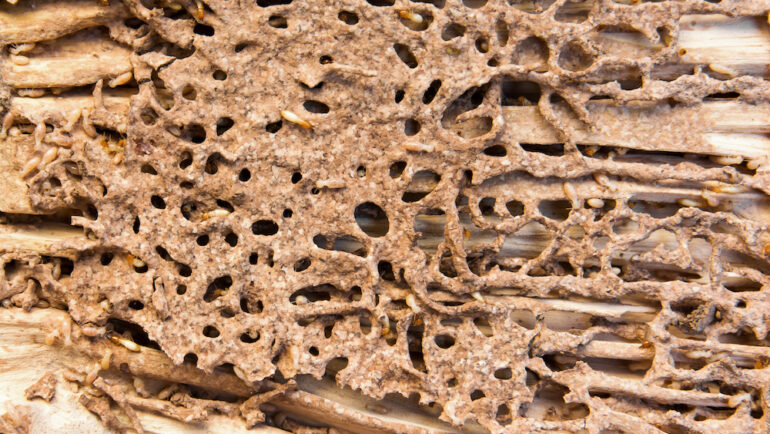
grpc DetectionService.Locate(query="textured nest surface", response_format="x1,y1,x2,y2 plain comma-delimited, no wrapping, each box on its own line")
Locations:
2,0,770,432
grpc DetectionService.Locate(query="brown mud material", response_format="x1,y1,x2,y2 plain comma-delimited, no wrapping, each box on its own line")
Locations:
24,372,57,402
2,0,770,432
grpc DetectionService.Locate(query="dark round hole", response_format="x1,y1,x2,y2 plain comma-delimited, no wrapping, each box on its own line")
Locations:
128,300,144,310
216,117,234,135
240,332,260,343
354,202,389,237
100,253,114,265
494,367,512,379
182,85,197,100
179,151,193,169
303,100,330,114
225,232,238,246
404,118,420,136
338,10,359,24
151,195,166,209
178,264,192,277
389,161,406,177
266,120,282,133
141,164,157,175
434,334,455,349
238,168,251,182
294,257,310,272
205,154,219,174
187,124,206,144
483,145,506,157
203,326,220,338
291,172,302,184
193,23,215,36
283,208,293,218
252,220,279,235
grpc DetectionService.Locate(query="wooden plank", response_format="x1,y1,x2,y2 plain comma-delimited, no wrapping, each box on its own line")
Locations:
3,99,767,215
0,12,767,87
0,307,465,434
1,28,132,89
0,308,284,434
0,223,85,254
678,15,770,76
505,101,770,158
0,0,127,45
10,90,131,125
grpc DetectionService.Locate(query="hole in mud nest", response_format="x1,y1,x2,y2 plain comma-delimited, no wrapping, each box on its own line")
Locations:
423,80,441,104
182,85,197,100
150,195,166,209
294,258,311,272
266,120,282,133
393,44,418,68
434,334,455,348
483,145,506,156
355,202,389,237
252,220,279,236
194,23,215,36
179,151,193,169
304,100,330,114
442,23,465,40
338,10,359,24
404,118,421,136
240,331,260,343
100,253,114,265
225,232,238,247
268,15,287,28
203,326,220,338
216,117,234,135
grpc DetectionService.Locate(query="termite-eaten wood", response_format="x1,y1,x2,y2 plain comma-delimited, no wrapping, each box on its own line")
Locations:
1,2,770,433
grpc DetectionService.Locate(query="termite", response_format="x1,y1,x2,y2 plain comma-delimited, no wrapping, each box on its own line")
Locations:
93,79,104,108
109,333,141,352
9,54,29,65
21,156,42,178
108,71,132,88
586,198,604,209
201,209,231,220
398,10,423,24
316,179,345,189
280,110,312,129
405,294,421,313
403,142,434,152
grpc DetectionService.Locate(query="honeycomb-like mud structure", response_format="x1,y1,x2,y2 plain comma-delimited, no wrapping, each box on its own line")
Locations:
3,0,770,432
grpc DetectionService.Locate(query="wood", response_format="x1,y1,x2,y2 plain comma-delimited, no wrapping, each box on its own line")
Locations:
1,4,769,433
0,308,284,434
